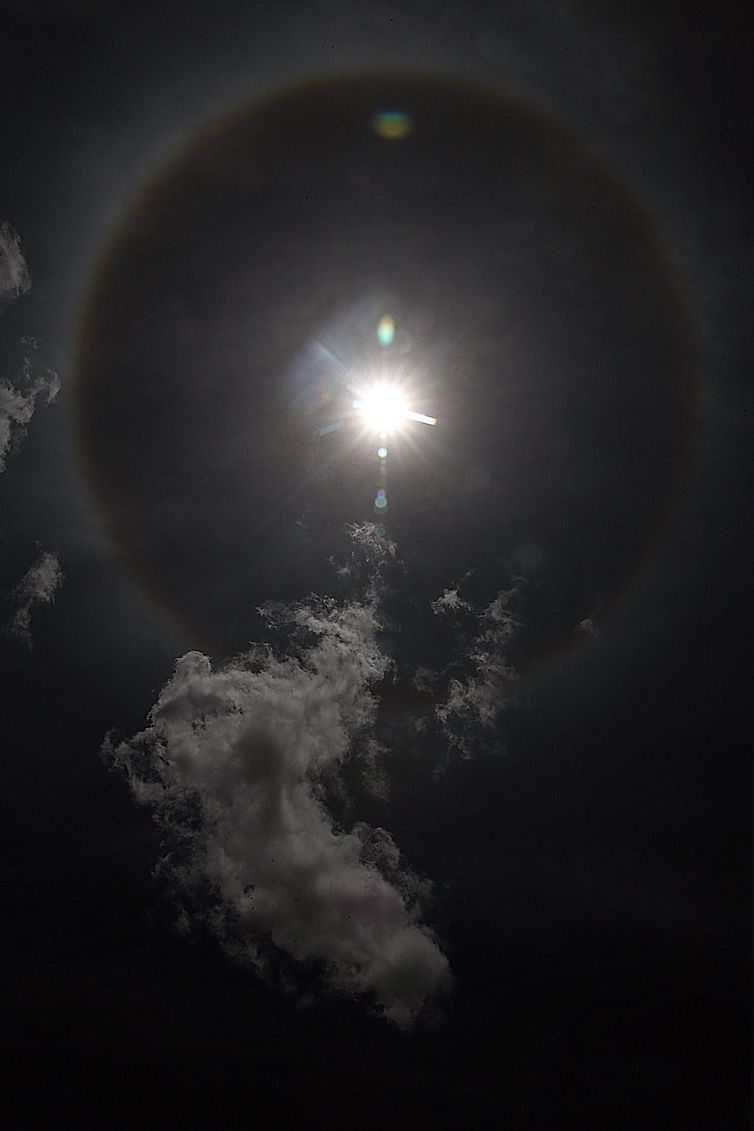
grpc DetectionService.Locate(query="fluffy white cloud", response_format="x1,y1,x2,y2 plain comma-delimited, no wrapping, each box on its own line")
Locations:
4,549,63,646
0,340,60,473
0,221,31,306
104,572,450,1027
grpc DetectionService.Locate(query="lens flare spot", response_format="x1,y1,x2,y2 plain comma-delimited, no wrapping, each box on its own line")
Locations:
377,446,388,459
372,110,413,141
377,315,395,347
374,493,388,509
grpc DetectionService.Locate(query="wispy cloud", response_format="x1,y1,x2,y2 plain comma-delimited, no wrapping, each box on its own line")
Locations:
435,585,521,758
0,338,60,473
104,528,450,1027
0,224,59,471
4,548,63,647
430,587,471,615
0,221,31,307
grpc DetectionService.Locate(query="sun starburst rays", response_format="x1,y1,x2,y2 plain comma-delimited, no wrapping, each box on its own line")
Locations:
351,380,437,440
352,384,408,436
312,314,438,519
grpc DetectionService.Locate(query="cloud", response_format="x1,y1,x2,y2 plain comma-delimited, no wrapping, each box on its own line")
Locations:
435,586,521,758
0,226,59,473
103,536,450,1027
0,339,60,473
0,221,31,306
430,587,470,615
328,520,399,588
4,549,63,646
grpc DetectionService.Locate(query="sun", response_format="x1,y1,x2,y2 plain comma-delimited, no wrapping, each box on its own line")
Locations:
353,383,409,435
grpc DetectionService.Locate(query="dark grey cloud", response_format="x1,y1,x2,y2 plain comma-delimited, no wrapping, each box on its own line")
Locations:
4,548,63,646
103,529,450,1027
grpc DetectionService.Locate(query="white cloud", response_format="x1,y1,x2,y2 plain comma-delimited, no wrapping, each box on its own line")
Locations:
104,568,450,1027
0,340,60,473
0,221,31,306
4,549,63,646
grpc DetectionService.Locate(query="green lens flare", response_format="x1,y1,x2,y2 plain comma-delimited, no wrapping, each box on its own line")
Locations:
372,110,413,141
377,315,395,347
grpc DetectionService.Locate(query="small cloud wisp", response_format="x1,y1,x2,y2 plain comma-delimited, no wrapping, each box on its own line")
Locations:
0,221,31,306
4,548,63,647
0,340,60,473
434,585,521,758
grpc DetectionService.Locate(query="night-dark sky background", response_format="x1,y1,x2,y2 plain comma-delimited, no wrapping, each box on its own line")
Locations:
0,2,750,1128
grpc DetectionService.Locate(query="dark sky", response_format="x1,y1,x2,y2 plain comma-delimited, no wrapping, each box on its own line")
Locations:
0,2,750,1128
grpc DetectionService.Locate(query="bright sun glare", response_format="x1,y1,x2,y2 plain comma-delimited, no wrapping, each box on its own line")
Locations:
353,384,408,435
